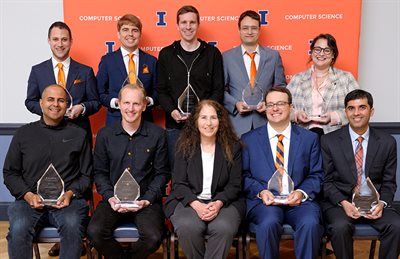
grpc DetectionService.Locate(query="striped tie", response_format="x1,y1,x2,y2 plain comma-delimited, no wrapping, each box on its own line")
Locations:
128,53,137,84
354,136,364,192
57,63,66,87
275,134,284,172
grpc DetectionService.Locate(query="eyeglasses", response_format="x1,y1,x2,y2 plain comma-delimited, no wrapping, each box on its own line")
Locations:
266,101,290,109
312,47,332,55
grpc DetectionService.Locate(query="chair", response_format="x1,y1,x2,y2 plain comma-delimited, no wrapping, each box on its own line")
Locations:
244,223,328,259
322,223,379,259
95,222,169,259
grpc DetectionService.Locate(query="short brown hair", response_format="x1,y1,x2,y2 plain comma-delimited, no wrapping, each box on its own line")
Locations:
118,84,147,102
176,5,200,24
265,86,292,104
238,10,260,29
117,14,142,32
48,21,72,39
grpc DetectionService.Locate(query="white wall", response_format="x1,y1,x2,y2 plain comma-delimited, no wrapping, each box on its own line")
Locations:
0,0,399,123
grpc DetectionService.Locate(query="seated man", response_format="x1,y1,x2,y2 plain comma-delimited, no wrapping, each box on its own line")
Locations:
3,84,92,259
321,89,400,259
242,86,324,259
87,84,170,259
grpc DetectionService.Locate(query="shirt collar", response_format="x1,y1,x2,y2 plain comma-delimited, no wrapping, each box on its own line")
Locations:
113,120,147,137
51,57,71,69
267,122,291,141
348,125,370,143
39,117,67,129
121,47,139,57
241,45,259,56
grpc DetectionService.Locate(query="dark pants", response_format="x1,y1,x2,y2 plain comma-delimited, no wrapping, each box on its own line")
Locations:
87,201,164,259
325,206,400,259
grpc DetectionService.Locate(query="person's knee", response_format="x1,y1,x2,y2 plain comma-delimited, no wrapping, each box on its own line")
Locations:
142,232,162,253
328,219,353,236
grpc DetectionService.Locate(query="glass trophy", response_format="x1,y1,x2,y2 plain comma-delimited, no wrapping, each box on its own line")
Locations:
64,88,74,117
352,177,380,215
177,84,199,116
242,81,264,110
122,72,144,88
267,167,294,203
37,164,64,206
114,168,140,208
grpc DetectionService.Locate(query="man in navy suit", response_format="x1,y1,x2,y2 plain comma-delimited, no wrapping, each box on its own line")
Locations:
321,89,400,259
242,87,324,259
97,14,157,125
25,21,100,141
224,10,286,137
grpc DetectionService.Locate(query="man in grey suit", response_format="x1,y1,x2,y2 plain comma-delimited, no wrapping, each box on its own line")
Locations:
223,10,286,137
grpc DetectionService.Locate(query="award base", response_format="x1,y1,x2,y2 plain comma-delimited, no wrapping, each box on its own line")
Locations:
273,196,289,204
358,209,372,216
42,199,58,206
120,202,139,208
179,112,190,117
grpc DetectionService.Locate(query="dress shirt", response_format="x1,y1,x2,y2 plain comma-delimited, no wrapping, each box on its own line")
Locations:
93,120,170,204
52,57,70,84
3,118,92,199
241,45,260,82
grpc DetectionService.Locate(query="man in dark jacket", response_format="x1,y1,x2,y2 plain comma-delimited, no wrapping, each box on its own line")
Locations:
157,5,224,166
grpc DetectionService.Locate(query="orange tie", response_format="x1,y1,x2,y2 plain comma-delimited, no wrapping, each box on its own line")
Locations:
275,134,285,172
57,63,66,87
245,51,257,87
128,53,137,84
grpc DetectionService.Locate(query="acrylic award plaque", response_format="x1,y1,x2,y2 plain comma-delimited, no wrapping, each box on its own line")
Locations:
37,163,64,206
114,168,140,208
307,97,327,120
352,177,380,215
122,72,144,88
267,167,294,203
64,88,74,117
242,81,264,110
177,84,199,116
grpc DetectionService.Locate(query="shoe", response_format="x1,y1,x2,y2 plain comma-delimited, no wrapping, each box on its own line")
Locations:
48,242,87,256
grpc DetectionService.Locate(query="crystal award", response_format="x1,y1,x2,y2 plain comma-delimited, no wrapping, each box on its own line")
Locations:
267,167,294,203
37,164,64,206
177,84,199,116
64,87,74,117
114,168,140,208
242,81,264,110
121,72,144,88
352,177,380,215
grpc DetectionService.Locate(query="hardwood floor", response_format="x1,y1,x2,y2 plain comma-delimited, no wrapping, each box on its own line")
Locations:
0,221,380,259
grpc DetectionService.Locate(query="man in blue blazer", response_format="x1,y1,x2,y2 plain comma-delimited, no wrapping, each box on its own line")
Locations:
97,14,157,125
224,10,286,137
25,21,100,141
242,87,324,259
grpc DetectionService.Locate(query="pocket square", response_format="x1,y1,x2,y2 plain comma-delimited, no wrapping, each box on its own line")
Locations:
73,79,82,84
142,64,150,74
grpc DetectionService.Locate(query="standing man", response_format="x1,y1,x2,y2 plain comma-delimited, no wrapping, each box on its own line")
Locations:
4,85,92,259
242,87,324,259
97,14,157,125
321,89,400,259
224,10,286,137
87,84,170,259
157,5,224,165
25,21,100,141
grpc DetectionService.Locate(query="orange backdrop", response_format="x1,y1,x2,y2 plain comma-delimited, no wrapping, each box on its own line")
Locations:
64,0,362,136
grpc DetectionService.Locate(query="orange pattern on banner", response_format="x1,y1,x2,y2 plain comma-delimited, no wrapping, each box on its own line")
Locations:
63,0,362,135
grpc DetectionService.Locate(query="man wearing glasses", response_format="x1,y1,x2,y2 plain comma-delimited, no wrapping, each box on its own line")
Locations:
223,10,286,137
241,86,324,259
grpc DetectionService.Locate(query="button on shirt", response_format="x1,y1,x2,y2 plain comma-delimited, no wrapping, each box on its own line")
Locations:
93,121,170,204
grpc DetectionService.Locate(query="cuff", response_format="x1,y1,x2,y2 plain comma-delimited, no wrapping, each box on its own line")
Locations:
110,98,119,109
146,97,154,106
295,189,308,202
80,103,86,116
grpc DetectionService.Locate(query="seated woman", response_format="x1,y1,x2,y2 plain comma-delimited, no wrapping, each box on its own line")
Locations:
287,33,359,137
164,100,245,259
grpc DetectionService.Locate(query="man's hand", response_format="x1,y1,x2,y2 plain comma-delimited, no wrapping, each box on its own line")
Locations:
52,190,74,209
364,202,384,220
259,190,275,206
341,200,361,219
24,192,44,209
235,101,251,114
108,197,150,213
171,109,189,123
286,191,304,207
201,200,223,221
66,104,84,119
255,102,266,113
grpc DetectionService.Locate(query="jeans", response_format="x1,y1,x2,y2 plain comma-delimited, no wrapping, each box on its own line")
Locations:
166,128,181,169
7,198,88,259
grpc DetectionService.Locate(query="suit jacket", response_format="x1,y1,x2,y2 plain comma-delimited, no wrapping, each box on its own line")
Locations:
320,125,397,211
287,67,359,133
223,46,286,136
164,142,245,218
241,124,323,214
97,48,157,124
25,58,100,135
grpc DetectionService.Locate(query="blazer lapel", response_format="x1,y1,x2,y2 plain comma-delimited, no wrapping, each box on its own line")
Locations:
322,67,338,107
256,46,267,83
211,143,223,193
233,46,250,83
288,126,300,177
46,59,57,84
259,126,276,174
365,129,380,177
340,127,358,182
66,59,78,90
193,147,204,189
115,48,128,80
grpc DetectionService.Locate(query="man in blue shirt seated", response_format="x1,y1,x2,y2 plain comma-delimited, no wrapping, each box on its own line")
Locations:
87,84,170,259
